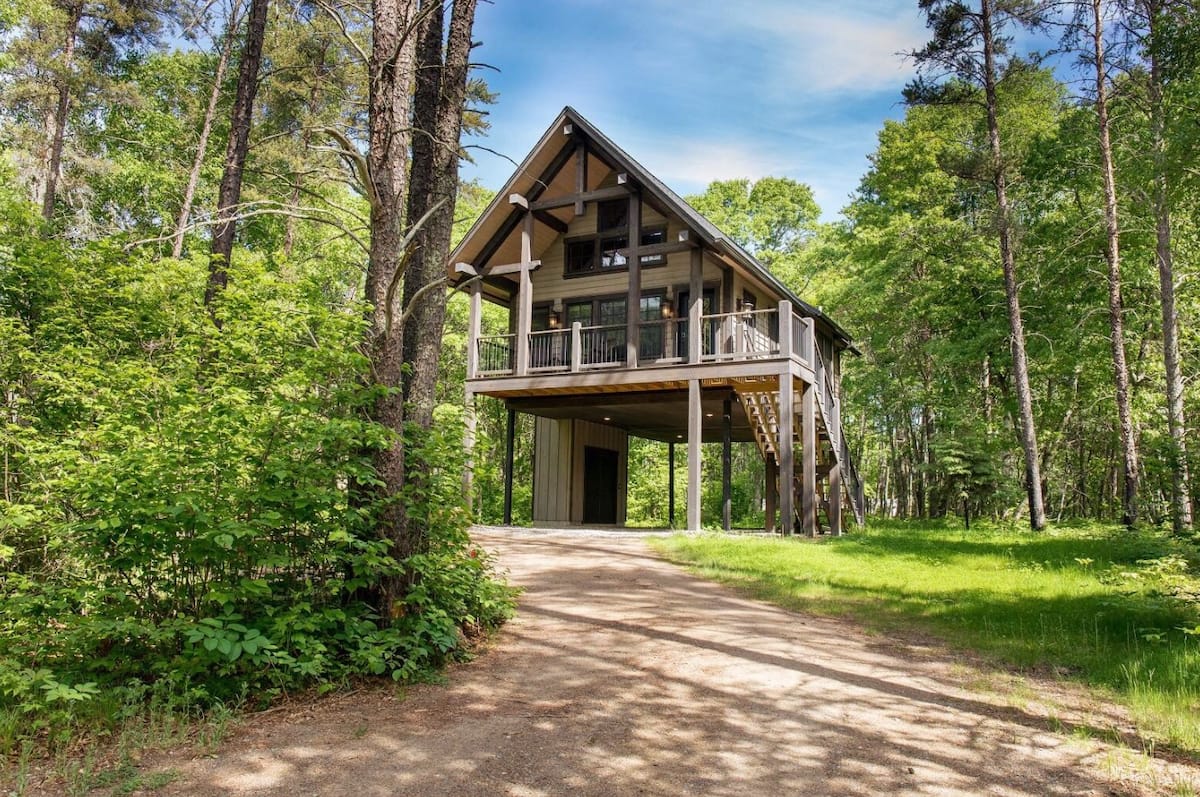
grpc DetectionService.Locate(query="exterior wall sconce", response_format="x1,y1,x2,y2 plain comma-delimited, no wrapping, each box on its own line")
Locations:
549,310,562,328
661,299,674,319
741,298,755,312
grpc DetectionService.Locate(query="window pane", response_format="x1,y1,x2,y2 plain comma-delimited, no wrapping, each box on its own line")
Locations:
639,295,661,321
532,306,550,331
567,302,592,326
640,227,666,245
598,298,626,326
565,240,594,273
600,236,627,269
597,199,628,232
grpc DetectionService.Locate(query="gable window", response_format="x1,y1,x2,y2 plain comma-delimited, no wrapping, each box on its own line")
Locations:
639,225,666,266
563,201,668,278
597,199,628,232
565,238,596,275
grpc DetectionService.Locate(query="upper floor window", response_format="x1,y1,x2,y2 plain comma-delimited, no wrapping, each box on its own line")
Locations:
564,202,669,277
597,199,628,233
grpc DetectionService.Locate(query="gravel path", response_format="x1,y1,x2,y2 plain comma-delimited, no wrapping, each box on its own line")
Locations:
142,526,1197,796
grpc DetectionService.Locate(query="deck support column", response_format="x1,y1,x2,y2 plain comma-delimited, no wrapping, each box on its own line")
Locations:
513,197,534,376
802,382,818,537
722,396,732,532
626,192,641,368
779,372,794,536
668,442,676,529
765,454,778,534
829,459,843,537
463,390,477,517
687,379,702,532
688,247,702,363
503,406,516,525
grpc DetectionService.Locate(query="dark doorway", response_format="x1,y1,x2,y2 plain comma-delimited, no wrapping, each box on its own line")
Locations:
582,446,619,524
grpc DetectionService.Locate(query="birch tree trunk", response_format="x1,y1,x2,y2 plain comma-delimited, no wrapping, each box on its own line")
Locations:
172,0,241,259
981,0,1046,530
1090,0,1139,527
206,0,270,309
1144,0,1192,532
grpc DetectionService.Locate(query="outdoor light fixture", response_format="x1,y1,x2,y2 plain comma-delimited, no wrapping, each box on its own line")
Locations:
741,298,755,312
603,416,611,421
661,299,674,319
548,310,561,329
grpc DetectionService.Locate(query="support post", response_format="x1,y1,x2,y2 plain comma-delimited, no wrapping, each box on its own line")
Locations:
778,300,792,359
626,192,641,368
574,140,587,216
722,396,732,531
515,207,534,376
570,321,582,372
463,390,477,517
765,454,778,534
503,406,516,525
829,460,843,537
802,382,818,537
779,373,795,535
688,379,702,532
466,281,482,379
688,247,703,363
668,442,676,529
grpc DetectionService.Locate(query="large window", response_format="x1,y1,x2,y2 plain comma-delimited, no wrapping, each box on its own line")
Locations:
563,199,667,277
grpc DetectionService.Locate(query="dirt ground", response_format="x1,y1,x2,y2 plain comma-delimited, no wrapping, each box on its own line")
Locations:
111,527,1200,795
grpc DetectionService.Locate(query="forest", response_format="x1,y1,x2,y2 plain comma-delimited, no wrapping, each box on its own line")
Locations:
0,0,1199,765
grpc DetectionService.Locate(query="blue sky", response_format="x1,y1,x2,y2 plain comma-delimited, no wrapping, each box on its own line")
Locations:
459,1,933,221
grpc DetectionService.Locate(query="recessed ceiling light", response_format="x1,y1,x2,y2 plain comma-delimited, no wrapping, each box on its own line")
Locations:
705,412,714,417
603,416,611,421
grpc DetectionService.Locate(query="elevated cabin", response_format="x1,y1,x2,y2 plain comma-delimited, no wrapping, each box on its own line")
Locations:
450,107,864,534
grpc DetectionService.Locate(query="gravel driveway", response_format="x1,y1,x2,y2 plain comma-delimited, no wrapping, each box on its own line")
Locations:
144,526,1197,796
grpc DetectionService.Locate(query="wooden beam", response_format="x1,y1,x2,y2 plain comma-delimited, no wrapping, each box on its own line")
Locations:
515,212,534,376
463,390,477,514
486,260,542,276
574,140,587,216
533,210,568,234
722,396,732,532
688,248,703,363
508,193,529,209
626,192,641,368
608,240,696,260
475,140,576,269
466,281,482,379
531,185,629,212
688,379,702,532
802,382,817,537
779,374,794,536
829,460,843,537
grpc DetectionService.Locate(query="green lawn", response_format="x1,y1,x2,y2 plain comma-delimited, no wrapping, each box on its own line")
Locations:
649,521,1200,755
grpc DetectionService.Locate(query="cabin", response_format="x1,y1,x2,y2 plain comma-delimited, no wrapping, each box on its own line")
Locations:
449,107,864,535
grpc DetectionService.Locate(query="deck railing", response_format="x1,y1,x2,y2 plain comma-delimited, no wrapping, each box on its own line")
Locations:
636,318,684,364
528,328,571,372
578,323,626,368
477,334,515,376
699,308,780,361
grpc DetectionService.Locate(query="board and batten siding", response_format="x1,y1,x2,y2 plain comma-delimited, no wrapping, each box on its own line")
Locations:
531,416,629,525
532,416,573,524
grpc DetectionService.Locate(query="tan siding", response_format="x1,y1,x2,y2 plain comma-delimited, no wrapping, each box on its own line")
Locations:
532,416,572,523
570,420,628,524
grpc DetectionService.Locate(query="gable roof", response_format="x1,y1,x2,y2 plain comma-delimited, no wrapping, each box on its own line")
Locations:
449,106,853,347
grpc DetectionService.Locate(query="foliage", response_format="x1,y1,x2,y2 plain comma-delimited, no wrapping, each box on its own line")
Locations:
653,521,1200,753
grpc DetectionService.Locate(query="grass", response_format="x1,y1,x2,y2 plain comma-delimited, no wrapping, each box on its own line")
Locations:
649,519,1200,755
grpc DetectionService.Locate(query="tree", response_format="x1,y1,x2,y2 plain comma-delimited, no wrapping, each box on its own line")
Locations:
207,0,270,310
908,0,1050,529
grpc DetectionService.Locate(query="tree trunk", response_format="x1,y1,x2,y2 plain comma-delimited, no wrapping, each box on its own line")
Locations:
365,0,418,618
981,0,1046,530
1144,0,1192,533
206,0,270,309
41,0,82,222
401,0,477,427
1091,0,1139,528
172,0,242,259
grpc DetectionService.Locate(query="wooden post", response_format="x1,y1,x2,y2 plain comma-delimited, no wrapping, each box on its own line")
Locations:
626,192,641,368
765,454,778,534
802,382,817,537
829,460,843,536
463,389,477,517
503,406,516,525
515,206,534,376
688,247,703,363
802,316,815,364
688,379,702,532
574,140,587,216
778,300,792,359
668,441,676,529
722,396,732,531
779,372,794,535
570,321,582,372
466,281,482,379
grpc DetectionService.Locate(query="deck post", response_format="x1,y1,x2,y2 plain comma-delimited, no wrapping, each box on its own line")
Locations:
570,322,582,372
514,204,534,376
829,459,843,536
778,300,792,359
466,281,482,379
687,379,702,532
802,382,818,537
779,372,794,535
765,454,778,534
626,192,641,368
503,406,516,525
802,316,815,364
722,396,732,531
688,247,702,363
668,442,676,528
463,389,477,517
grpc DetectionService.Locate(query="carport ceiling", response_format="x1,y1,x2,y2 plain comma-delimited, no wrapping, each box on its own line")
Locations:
506,388,758,444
